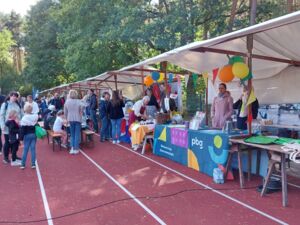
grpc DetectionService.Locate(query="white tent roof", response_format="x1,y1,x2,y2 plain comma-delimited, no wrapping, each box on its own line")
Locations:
118,11,300,104
42,11,300,104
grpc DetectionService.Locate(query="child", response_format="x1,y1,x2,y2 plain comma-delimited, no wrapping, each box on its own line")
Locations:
53,110,68,148
20,103,38,169
5,110,21,166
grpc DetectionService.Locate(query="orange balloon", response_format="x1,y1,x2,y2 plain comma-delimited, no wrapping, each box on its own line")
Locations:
219,65,234,83
144,76,154,86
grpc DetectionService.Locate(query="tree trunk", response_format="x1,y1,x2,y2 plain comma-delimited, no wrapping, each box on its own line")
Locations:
228,0,238,32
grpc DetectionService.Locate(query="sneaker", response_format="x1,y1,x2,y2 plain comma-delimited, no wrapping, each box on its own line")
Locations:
31,165,36,169
3,158,10,164
69,148,75,154
61,144,68,149
73,149,79,154
11,160,22,166
112,140,116,144
132,145,139,151
20,165,25,170
15,159,22,164
117,140,120,144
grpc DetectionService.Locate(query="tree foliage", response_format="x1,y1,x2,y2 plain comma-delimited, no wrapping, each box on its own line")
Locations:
0,0,298,91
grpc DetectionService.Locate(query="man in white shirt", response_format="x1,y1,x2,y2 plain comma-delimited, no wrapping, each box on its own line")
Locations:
27,95,39,114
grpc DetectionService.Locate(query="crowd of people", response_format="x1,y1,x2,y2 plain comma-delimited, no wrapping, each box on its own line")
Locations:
0,82,178,166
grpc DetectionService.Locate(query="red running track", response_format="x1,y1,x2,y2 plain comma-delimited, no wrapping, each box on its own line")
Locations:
0,137,299,225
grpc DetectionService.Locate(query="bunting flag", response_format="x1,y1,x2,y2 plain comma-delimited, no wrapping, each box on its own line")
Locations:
202,72,209,87
192,73,198,88
168,73,174,83
246,88,256,106
212,68,219,84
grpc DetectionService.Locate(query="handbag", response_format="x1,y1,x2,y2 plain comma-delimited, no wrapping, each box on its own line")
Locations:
35,125,47,139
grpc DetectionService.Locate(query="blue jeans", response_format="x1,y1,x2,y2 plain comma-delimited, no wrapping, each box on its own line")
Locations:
100,117,110,141
70,121,81,150
111,118,122,141
22,133,37,166
90,109,98,132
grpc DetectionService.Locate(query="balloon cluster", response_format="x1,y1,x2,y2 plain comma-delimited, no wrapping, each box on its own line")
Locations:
218,56,252,83
144,71,171,87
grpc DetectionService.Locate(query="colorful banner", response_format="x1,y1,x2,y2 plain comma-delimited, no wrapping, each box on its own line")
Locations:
153,125,230,177
153,125,187,165
188,130,229,176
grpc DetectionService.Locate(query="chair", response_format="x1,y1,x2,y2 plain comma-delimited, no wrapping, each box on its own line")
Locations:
82,129,95,147
141,132,154,154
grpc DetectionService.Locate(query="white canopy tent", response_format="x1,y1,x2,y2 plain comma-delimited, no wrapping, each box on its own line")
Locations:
117,11,300,105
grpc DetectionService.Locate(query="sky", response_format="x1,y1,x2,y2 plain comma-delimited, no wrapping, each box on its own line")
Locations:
0,0,39,16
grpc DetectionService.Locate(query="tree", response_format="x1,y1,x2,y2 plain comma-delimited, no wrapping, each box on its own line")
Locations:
23,0,68,90
0,29,19,94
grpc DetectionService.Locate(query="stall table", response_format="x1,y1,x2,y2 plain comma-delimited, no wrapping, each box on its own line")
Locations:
229,138,289,207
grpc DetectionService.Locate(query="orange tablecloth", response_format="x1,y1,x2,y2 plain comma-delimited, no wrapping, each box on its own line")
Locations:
129,123,155,145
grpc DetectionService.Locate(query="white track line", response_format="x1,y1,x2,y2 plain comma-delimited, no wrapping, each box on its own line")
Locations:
114,143,288,225
36,161,54,225
79,150,166,225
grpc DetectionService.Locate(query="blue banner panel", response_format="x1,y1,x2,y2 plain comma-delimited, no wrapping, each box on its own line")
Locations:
188,130,229,177
153,125,187,166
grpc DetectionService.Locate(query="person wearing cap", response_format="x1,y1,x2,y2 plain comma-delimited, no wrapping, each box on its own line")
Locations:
0,91,23,164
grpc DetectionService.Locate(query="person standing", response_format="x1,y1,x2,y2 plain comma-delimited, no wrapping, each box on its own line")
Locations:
5,110,21,166
107,91,125,144
64,90,83,155
26,95,39,114
88,89,98,133
211,83,233,129
20,103,38,169
50,93,63,111
233,85,259,130
99,92,111,142
0,92,23,164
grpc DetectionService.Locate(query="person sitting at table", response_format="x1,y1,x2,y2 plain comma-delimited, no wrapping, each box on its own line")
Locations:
211,83,233,129
128,96,150,128
233,85,259,130
52,110,68,148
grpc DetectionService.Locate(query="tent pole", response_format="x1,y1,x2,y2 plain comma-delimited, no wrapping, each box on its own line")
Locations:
114,74,118,90
141,66,145,93
161,61,168,97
